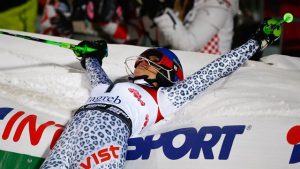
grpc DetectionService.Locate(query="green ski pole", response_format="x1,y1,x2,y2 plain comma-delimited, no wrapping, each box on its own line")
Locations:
263,12,294,37
0,31,98,57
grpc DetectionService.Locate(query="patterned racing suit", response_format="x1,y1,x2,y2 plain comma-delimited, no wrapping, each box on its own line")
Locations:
40,39,259,169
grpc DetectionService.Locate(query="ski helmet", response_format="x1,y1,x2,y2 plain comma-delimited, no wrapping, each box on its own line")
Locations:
135,47,184,87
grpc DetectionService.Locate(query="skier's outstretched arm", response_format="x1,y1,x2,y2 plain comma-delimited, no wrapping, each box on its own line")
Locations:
76,40,112,88
160,18,284,115
160,39,259,111
159,16,282,113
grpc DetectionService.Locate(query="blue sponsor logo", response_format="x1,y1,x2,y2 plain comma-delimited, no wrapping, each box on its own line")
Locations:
287,125,300,164
290,145,300,164
0,107,14,120
127,125,245,160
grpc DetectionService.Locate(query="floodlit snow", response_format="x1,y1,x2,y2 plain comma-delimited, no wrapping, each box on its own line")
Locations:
0,29,300,124
0,29,300,169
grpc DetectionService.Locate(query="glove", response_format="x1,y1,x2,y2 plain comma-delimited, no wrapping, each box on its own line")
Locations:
252,18,282,50
74,40,108,69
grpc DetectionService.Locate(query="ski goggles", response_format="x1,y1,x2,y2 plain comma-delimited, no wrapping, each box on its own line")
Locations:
134,55,161,68
134,49,175,69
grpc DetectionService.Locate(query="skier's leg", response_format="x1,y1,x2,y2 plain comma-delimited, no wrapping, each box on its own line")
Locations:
40,109,130,169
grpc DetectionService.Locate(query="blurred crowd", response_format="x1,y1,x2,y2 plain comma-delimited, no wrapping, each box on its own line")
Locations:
0,0,299,57
36,0,239,56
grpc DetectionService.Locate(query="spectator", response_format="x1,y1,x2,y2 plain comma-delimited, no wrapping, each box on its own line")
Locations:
140,0,239,55
40,0,73,37
39,0,135,43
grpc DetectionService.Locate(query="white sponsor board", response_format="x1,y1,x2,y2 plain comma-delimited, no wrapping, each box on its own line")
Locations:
0,29,300,168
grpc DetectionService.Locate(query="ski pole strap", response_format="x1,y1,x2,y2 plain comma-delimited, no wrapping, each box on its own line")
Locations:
74,103,132,135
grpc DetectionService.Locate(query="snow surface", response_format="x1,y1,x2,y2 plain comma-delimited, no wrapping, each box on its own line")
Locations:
1,29,300,168
1,29,299,120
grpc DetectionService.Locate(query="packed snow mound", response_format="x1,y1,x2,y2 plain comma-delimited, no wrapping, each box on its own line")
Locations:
0,29,300,169
1,29,299,119
261,54,300,71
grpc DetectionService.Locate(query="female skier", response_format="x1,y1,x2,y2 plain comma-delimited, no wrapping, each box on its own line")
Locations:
40,18,280,169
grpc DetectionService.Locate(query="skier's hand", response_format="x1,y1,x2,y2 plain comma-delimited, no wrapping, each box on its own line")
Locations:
252,17,281,50
75,40,108,69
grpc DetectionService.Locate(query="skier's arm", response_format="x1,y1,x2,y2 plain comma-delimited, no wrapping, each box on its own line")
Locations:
85,57,112,88
159,39,259,113
158,15,284,114
76,40,112,88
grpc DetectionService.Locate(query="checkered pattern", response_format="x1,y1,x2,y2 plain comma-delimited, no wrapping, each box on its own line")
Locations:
200,34,221,54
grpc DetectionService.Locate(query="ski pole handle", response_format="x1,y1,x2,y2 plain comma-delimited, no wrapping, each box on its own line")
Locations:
46,40,97,56
282,13,294,23
263,13,294,36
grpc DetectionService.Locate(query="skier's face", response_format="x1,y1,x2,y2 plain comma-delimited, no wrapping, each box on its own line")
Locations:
134,56,160,79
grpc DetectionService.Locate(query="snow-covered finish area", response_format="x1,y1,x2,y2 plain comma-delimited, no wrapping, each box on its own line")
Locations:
0,29,299,169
